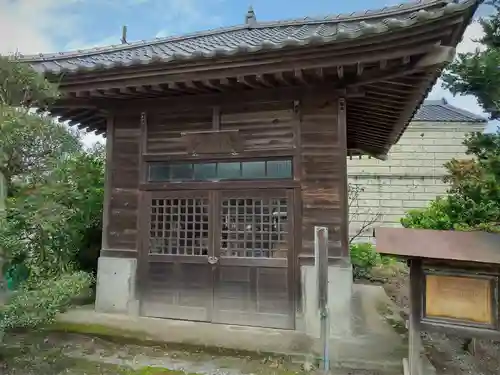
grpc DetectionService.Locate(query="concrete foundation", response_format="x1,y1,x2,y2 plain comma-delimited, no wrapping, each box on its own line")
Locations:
64,255,407,371
95,257,137,314
296,261,353,338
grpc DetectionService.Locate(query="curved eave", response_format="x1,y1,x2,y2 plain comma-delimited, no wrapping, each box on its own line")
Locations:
20,0,478,77
31,0,479,156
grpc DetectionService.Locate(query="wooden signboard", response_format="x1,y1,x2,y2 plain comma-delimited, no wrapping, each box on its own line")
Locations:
376,227,500,375
182,130,243,155
424,273,494,326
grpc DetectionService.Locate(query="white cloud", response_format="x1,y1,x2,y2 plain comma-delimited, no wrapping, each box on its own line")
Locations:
155,30,170,38
456,19,485,54
1,0,106,145
153,0,223,37
0,0,80,55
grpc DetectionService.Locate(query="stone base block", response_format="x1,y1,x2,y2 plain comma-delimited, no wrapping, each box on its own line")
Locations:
95,257,137,314
296,261,353,338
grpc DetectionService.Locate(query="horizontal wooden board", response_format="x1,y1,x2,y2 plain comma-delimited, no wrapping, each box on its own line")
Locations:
147,110,212,155
221,102,294,152
110,189,139,210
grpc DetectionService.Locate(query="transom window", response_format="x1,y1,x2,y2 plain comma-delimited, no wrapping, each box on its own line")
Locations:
148,159,292,182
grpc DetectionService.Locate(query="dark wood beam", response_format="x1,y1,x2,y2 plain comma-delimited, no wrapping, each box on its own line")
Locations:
60,36,450,93
84,118,106,130
237,76,261,89
101,84,366,113
201,79,225,91
184,81,212,93
294,69,308,85
348,108,400,121
56,108,88,122
255,74,274,88
70,112,100,127
275,72,292,86
347,113,395,128
356,63,364,76
55,18,461,88
388,69,439,144
364,89,410,101
337,66,344,79
349,103,401,116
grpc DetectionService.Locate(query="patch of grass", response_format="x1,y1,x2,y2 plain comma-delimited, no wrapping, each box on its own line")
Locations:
46,321,291,363
1,344,125,375
119,367,201,375
0,330,309,375
48,322,153,342
369,261,408,282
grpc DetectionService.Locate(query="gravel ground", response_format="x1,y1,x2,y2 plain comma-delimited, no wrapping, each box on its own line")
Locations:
0,331,393,375
3,264,496,375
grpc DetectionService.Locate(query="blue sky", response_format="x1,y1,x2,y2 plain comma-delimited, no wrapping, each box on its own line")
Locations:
61,0,411,48
2,0,498,140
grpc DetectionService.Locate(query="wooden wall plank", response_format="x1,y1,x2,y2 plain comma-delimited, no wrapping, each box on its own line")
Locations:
147,109,212,155
221,101,295,152
337,98,349,258
106,113,141,254
101,114,114,251
299,96,343,258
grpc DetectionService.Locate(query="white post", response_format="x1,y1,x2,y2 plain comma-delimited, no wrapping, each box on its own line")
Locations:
315,226,329,372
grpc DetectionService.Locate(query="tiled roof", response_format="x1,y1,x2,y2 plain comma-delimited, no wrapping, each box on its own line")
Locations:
19,0,479,75
414,98,487,122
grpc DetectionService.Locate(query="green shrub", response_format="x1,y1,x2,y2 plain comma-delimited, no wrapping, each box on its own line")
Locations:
400,198,454,230
400,197,500,233
0,271,93,335
350,242,381,280
401,132,500,233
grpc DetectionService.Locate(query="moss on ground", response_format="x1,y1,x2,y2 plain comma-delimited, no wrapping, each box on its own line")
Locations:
0,330,307,375
120,368,202,375
47,321,289,362
49,322,153,342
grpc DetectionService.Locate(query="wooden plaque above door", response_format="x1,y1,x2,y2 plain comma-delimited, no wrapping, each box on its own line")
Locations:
181,130,244,155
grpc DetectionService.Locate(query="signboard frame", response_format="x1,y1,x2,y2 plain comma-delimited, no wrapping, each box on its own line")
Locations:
375,227,500,375
421,268,499,330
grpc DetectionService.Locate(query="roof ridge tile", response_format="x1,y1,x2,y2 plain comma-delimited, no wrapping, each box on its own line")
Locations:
18,0,452,62
415,100,487,122
16,0,478,76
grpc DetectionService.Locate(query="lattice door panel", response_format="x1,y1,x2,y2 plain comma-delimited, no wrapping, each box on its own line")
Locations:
220,194,289,259
149,196,210,256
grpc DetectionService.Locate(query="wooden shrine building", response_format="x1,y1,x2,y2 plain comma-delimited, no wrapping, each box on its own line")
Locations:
21,0,478,337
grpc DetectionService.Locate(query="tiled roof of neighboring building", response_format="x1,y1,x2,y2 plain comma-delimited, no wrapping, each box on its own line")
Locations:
19,0,478,75
414,98,487,123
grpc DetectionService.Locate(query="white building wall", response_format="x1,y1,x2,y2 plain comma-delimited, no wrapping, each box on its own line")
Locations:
347,121,485,242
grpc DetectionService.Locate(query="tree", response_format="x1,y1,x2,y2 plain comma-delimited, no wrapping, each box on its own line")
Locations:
0,55,58,107
442,1,500,119
412,1,500,233
0,56,82,191
0,56,93,345
0,109,82,194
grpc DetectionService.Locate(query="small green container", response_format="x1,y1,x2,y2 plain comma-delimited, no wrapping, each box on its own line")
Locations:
4,263,29,291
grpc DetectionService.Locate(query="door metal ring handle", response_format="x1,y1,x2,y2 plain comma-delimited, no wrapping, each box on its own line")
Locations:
208,256,219,265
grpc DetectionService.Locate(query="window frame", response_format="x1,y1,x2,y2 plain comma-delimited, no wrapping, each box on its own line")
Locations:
147,158,293,183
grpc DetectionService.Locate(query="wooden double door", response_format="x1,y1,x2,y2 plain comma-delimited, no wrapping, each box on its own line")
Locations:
139,189,295,329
